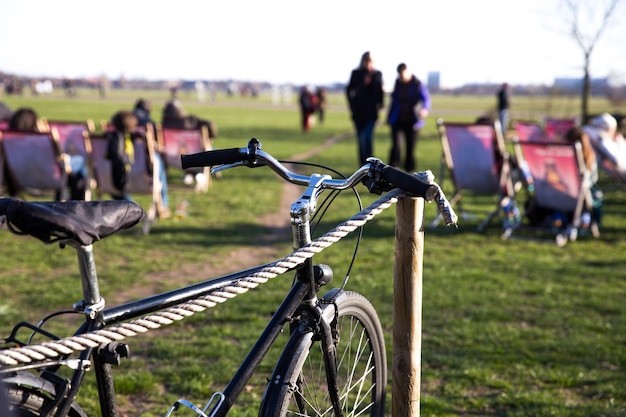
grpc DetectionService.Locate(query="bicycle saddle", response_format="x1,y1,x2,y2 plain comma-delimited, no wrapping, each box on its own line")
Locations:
0,198,145,246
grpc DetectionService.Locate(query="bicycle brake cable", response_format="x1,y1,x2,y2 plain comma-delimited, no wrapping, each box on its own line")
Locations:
279,160,364,290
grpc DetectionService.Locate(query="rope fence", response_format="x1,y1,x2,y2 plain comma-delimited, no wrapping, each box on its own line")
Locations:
0,189,406,367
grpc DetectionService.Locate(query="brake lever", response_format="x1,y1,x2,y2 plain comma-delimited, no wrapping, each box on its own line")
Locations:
210,162,244,175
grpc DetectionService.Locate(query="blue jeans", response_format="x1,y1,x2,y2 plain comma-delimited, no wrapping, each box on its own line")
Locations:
356,120,376,166
153,154,169,208
499,109,509,138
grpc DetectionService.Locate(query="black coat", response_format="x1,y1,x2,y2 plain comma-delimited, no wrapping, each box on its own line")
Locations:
346,68,384,128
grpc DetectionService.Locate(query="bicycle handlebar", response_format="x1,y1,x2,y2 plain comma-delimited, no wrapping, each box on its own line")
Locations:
181,138,457,226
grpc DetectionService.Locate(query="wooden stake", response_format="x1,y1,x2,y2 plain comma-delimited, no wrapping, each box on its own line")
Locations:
392,196,424,417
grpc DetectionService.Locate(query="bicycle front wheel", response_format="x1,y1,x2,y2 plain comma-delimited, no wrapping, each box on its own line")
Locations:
260,290,387,417
3,371,87,417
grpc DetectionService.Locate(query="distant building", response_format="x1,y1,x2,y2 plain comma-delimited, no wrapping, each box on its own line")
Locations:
427,71,441,92
553,77,610,95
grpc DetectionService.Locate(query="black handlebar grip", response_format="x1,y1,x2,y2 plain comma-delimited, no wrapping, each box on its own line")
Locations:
380,166,438,201
181,148,243,169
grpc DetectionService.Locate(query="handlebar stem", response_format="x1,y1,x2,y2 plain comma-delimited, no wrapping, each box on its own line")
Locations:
290,174,330,250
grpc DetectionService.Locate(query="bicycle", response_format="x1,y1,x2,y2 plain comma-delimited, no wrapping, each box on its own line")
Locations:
0,138,456,417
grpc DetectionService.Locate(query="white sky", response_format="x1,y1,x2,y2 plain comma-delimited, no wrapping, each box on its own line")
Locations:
1,0,624,89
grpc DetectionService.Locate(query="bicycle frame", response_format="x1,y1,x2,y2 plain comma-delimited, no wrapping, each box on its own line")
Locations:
5,171,345,417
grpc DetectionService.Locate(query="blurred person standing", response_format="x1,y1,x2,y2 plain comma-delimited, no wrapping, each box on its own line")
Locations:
496,83,510,138
386,63,431,172
346,51,384,166
298,85,318,132
315,87,327,124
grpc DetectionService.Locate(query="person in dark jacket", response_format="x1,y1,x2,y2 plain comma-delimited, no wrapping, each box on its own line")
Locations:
346,51,384,166
496,83,510,138
386,63,431,172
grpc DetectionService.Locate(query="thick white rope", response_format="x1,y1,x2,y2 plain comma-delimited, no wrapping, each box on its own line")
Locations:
0,190,404,367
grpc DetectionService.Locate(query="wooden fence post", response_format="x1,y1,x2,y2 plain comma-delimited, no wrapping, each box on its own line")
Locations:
392,196,425,417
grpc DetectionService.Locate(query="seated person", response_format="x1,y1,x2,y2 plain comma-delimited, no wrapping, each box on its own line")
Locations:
133,98,156,131
106,110,171,217
584,113,626,178
6,107,87,200
132,99,170,214
161,89,216,188
162,88,218,138
105,111,137,202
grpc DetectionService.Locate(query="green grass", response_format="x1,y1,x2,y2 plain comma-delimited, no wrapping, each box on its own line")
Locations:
0,91,625,417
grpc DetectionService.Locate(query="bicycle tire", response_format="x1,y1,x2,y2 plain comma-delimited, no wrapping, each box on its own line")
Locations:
260,290,387,417
3,372,87,417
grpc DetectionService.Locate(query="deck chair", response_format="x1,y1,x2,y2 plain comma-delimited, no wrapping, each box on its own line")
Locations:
514,120,545,142
46,120,95,200
0,130,69,200
87,126,163,234
430,119,515,231
156,124,212,192
46,120,95,159
0,120,9,131
544,117,578,142
509,139,598,246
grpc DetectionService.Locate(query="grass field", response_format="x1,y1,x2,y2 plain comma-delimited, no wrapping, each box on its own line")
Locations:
0,90,625,417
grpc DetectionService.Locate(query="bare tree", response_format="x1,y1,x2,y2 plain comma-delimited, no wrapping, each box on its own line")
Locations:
563,0,623,122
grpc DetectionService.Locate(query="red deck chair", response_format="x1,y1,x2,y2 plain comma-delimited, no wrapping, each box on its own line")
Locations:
46,120,94,159
0,130,69,200
543,117,578,142
514,120,545,142
510,139,597,246
430,119,514,231
87,126,163,234
156,124,212,192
